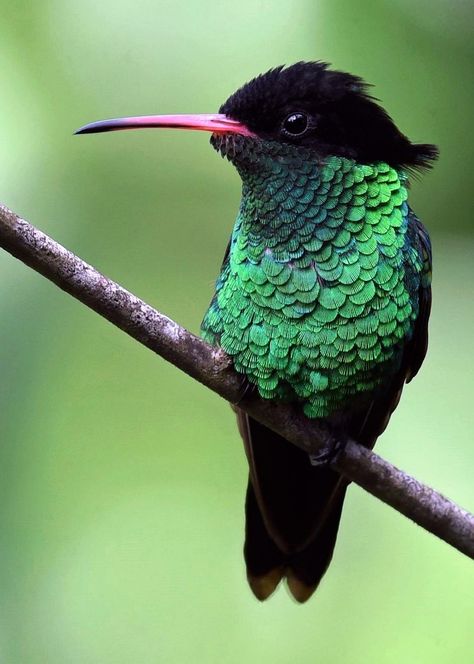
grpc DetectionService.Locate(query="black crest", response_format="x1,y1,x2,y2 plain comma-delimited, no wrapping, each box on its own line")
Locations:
220,62,438,170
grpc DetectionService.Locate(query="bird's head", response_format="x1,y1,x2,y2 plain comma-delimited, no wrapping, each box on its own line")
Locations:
214,62,438,171
76,61,437,175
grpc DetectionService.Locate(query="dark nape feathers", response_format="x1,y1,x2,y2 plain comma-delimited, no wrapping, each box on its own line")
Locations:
220,62,438,171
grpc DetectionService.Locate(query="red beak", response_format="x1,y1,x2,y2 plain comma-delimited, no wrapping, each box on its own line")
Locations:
75,113,254,137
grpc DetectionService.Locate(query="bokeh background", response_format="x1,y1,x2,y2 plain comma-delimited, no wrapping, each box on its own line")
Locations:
0,1,473,662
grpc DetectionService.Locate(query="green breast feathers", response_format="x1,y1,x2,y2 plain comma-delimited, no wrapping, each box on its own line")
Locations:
201,156,426,418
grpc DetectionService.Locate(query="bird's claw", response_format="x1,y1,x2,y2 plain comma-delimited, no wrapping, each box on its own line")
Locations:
308,435,346,467
234,375,256,406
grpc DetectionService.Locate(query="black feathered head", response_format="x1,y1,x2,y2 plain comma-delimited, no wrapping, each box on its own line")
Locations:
218,62,438,170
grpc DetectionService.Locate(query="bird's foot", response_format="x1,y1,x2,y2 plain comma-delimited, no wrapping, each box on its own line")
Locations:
308,432,347,467
234,375,256,406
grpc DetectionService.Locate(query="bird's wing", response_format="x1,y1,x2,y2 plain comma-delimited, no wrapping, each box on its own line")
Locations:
405,212,432,382
350,209,432,447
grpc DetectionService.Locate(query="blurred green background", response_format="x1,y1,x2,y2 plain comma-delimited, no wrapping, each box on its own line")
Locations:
0,1,473,662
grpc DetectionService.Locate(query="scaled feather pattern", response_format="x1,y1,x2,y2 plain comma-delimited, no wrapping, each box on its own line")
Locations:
202,144,429,419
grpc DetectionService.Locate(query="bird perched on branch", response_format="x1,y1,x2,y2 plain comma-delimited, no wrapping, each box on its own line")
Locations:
77,61,437,602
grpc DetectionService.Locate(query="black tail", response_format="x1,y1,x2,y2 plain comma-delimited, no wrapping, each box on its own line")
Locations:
237,412,347,602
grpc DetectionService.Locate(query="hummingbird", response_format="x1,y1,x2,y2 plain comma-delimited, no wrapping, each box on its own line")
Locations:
76,62,437,602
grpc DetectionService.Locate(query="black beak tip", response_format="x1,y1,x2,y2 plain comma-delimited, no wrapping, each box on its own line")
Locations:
74,124,97,135
74,120,117,135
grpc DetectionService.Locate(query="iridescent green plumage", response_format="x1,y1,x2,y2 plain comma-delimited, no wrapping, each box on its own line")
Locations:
202,149,428,419
199,80,435,598
195,61,435,601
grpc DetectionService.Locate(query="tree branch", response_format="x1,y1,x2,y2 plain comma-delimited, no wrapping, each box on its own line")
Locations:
0,202,473,559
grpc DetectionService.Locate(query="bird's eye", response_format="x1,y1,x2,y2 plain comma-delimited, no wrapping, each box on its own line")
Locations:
282,112,308,136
